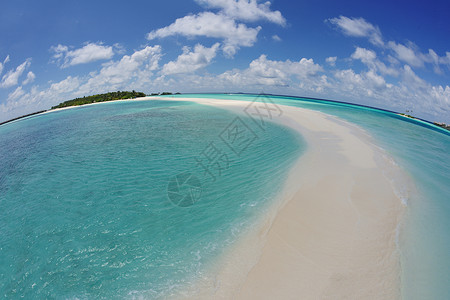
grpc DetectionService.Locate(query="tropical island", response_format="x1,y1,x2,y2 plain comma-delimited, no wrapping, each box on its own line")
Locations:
434,122,450,131
51,90,146,109
0,91,184,126
398,112,450,131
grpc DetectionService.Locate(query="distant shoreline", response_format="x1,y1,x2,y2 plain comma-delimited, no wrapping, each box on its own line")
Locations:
1,93,449,133
42,96,155,114
0,110,47,126
0,94,154,127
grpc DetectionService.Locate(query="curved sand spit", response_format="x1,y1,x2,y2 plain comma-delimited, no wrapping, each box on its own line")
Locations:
162,97,405,300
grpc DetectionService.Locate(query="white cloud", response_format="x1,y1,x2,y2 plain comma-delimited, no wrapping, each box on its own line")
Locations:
51,42,115,68
1,77,82,119
252,55,323,79
78,45,162,95
147,12,261,57
51,44,68,58
0,55,10,75
330,63,450,119
22,71,36,85
1,46,163,122
429,85,450,111
146,0,285,57
328,16,383,46
49,76,81,94
7,86,25,101
401,64,426,86
272,35,281,42
219,54,324,89
162,43,220,75
427,49,441,74
1,58,31,88
195,0,286,25
440,52,450,66
351,47,376,63
396,66,449,116
351,47,398,76
326,56,337,66
333,68,395,100
387,41,424,67
387,42,450,74
2,38,450,125
329,16,450,75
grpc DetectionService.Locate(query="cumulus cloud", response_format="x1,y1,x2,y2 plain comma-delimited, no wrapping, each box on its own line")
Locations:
328,16,383,46
272,35,281,42
351,47,376,62
51,42,115,68
146,0,286,57
1,58,31,88
77,45,162,95
1,77,82,120
326,56,337,66
351,47,398,76
387,41,450,74
334,68,390,98
22,71,36,85
427,49,441,74
195,0,286,25
0,45,163,123
329,15,450,75
387,41,424,67
440,52,450,66
397,66,449,116
2,33,449,125
7,86,25,101
153,52,448,117
429,85,450,112
330,62,450,119
147,12,260,57
219,54,324,89
162,43,220,75
2,48,152,121
401,64,426,86
0,55,10,75
49,76,81,94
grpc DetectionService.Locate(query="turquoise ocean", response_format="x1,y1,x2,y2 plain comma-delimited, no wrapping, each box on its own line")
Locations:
1,94,449,299
0,99,304,298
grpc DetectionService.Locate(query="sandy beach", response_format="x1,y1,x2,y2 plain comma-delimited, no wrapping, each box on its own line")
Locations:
39,96,156,115
158,97,406,299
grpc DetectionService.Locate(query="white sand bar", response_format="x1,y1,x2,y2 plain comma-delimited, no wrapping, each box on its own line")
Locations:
160,97,405,299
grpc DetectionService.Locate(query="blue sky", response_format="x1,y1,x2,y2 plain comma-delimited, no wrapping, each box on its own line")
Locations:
1,0,449,123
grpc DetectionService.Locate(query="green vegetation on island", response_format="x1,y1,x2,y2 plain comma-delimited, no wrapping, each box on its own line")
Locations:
51,90,146,109
398,113,450,132
434,122,450,131
399,113,416,119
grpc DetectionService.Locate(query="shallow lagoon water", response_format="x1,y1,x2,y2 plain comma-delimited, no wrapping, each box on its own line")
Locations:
1,94,449,299
0,99,303,298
